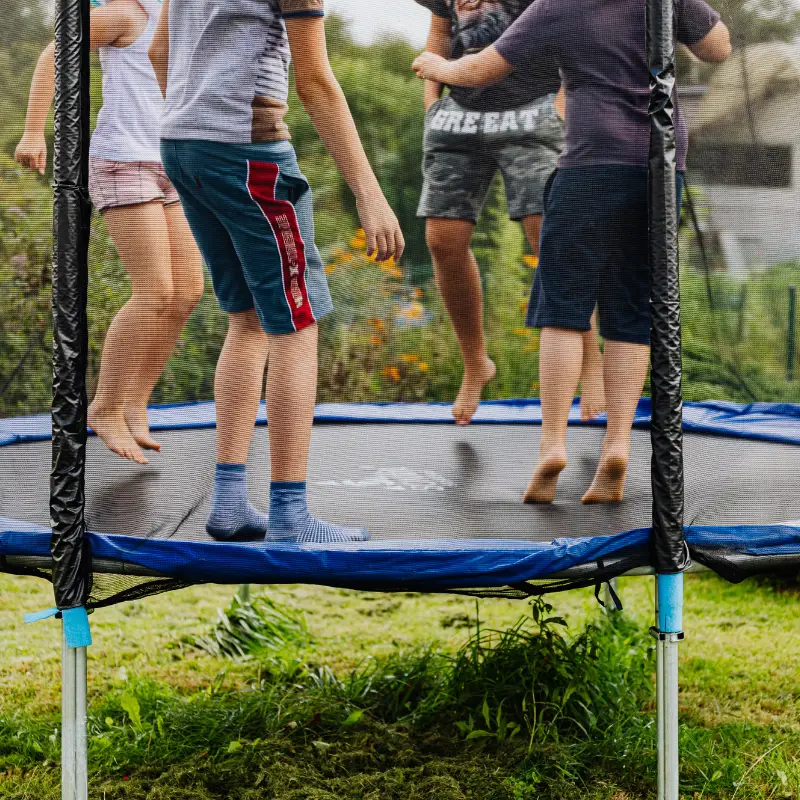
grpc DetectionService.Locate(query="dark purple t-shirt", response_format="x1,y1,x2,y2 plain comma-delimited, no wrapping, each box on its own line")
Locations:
494,0,721,170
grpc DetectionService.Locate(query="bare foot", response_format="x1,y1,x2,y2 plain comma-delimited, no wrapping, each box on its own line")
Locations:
580,370,606,422
582,449,628,504
125,405,161,452
88,403,148,465
524,448,568,504
452,359,497,426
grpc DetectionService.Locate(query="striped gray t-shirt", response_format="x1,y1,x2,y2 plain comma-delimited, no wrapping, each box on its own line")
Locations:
161,0,324,143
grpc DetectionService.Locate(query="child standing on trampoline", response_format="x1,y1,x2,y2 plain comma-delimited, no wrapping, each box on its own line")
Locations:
16,0,204,466
413,0,731,504
149,0,404,542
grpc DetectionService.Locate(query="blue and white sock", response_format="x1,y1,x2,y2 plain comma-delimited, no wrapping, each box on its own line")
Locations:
206,464,270,541
267,481,370,544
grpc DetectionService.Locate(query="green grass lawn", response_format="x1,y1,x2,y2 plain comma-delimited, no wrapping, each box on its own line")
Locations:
0,572,798,799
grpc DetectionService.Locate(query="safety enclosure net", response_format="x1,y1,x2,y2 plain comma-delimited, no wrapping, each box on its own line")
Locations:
0,0,798,609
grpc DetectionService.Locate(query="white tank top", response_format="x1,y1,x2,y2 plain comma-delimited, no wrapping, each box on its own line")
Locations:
90,0,165,163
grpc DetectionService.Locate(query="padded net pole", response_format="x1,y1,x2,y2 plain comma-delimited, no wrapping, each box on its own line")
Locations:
646,0,687,793
51,0,92,609
646,0,689,573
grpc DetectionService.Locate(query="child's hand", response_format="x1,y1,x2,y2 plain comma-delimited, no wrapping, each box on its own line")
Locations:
412,52,450,84
355,192,405,264
15,134,48,175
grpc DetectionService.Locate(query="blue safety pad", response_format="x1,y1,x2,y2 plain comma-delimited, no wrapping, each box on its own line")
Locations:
1,399,798,448
2,517,798,590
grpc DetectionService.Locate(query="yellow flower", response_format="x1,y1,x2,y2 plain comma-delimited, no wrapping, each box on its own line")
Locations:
519,300,528,313
418,362,429,373
413,287,423,300
400,354,419,363
523,255,539,269
513,327,532,337
379,260,403,278
531,380,540,391
338,252,354,264
324,265,336,275
399,302,424,319
523,342,539,353
350,229,367,250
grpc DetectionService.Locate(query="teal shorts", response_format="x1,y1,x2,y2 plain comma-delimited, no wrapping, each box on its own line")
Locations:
161,139,333,334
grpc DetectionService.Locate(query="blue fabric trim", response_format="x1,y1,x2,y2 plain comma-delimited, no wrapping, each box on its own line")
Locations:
657,573,684,633
62,607,92,649
1,400,799,448
24,607,59,624
2,517,798,590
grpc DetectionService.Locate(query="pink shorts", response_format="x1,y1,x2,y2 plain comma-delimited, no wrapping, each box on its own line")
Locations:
88,158,181,213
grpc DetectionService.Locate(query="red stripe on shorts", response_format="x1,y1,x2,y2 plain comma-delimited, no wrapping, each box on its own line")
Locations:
246,160,315,331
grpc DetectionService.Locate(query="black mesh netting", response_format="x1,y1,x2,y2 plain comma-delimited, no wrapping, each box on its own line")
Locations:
0,2,798,607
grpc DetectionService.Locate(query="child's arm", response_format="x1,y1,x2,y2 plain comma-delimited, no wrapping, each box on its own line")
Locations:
412,46,512,90
15,41,55,174
149,0,169,98
15,1,145,174
286,17,404,263
687,20,731,63
423,14,452,112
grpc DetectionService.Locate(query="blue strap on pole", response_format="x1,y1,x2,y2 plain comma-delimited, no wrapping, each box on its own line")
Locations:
24,606,92,649
657,573,684,633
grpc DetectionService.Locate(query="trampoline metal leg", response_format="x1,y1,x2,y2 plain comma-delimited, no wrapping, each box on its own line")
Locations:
662,633,681,800
62,628,88,800
653,575,684,800
656,632,665,799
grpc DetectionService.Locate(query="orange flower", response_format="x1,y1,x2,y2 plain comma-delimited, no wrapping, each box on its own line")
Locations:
370,336,382,345
382,366,401,382
338,252,354,264
368,318,385,330
523,255,539,269
400,354,419,363
413,287,423,300
418,362,429,373
324,265,336,275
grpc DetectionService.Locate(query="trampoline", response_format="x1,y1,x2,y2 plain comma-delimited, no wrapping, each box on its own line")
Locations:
2,400,800,599
3,0,800,798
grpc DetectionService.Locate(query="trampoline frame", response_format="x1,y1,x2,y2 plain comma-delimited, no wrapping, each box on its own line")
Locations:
36,0,691,796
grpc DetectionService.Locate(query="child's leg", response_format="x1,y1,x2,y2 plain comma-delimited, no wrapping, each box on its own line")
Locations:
205,308,271,539
123,202,204,451
580,311,606,421
264,324,368,543
582,340,649,504
215,309,270,464
426,218,496,426
524,327,584,504
520,215,604,422
88,201,184,464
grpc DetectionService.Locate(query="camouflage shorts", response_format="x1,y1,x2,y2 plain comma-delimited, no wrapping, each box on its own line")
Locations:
417,93,564,223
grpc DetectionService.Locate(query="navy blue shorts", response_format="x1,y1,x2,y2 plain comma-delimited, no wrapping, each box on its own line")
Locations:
161,139,333,335
527,166,684,345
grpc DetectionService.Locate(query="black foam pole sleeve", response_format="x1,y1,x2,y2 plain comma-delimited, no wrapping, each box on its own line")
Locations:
51,0,93,609
647,0,691,573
